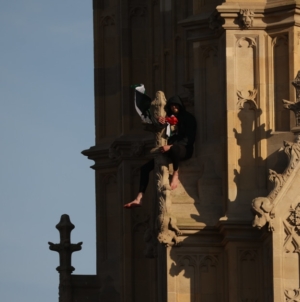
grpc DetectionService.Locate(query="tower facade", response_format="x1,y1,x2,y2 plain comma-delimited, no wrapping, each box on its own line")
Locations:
66,1,300,301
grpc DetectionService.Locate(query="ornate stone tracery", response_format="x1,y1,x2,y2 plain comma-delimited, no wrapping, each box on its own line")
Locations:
287,203,300,235
283,219,300,253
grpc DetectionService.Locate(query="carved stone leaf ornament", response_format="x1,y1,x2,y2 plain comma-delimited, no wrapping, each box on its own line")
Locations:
237,36,256,48
285,288,300,302
237,89,258,110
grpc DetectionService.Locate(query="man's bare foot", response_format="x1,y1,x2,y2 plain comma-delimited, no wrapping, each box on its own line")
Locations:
170,171,179,190
124,193,143,209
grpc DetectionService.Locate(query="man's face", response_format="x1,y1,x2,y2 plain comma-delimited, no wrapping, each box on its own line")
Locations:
170,104,179,114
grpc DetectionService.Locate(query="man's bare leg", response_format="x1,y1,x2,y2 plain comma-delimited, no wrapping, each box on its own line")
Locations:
170,170,179,190
123,192,143,208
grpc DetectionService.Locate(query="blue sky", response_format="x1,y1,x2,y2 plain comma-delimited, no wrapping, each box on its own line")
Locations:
0,1,96,301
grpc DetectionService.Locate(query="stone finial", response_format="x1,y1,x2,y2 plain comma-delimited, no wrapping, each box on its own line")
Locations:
48,214,82,302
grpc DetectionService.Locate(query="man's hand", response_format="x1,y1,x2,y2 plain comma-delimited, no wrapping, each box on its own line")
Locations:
158,116,166,125
160,145,172,153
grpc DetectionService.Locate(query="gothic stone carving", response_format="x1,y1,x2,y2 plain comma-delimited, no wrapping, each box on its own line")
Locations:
49,215,82,302
285,288,300,302
145,91,182,247
252,141,300,230
292,71,300,102
237,89,258,110
239,9,254,29
252,73,300,231
155,155,182,247
283,71,300,128
252,196,275,231
287,203,300,235
283,174,300,252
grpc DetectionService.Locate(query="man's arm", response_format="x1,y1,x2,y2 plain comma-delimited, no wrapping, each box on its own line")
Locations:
171,113,197,146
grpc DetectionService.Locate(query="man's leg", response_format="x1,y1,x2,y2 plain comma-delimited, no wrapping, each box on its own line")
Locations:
167,145,186,190
124,159,155,208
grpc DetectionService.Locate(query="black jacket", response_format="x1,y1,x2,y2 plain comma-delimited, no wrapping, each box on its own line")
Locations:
166,96,197,159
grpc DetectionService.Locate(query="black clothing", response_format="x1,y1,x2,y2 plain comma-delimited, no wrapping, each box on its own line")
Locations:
139,144,187,193
139,159,155,193
166,96,197,160
138,96,197,193
168,144,187,171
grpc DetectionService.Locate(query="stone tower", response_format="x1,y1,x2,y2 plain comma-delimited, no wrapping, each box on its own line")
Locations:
50,0,300,301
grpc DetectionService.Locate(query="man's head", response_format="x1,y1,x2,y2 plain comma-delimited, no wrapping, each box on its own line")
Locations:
170,103,180,114
166,96,184,115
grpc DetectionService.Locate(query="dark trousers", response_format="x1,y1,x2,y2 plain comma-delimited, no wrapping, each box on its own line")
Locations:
139,144,187,193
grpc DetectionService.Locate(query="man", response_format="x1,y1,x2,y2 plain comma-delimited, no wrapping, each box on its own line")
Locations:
124,95,197,209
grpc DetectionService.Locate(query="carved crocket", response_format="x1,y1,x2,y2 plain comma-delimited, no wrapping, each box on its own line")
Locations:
150,91,182,247
155,157,182,247
252,197,274,231
251,169,283,231
252,140,300,231
281,140,300,173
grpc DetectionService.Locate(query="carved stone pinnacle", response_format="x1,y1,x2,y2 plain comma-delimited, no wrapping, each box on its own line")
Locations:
48,214,82,302
143,91,182,247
